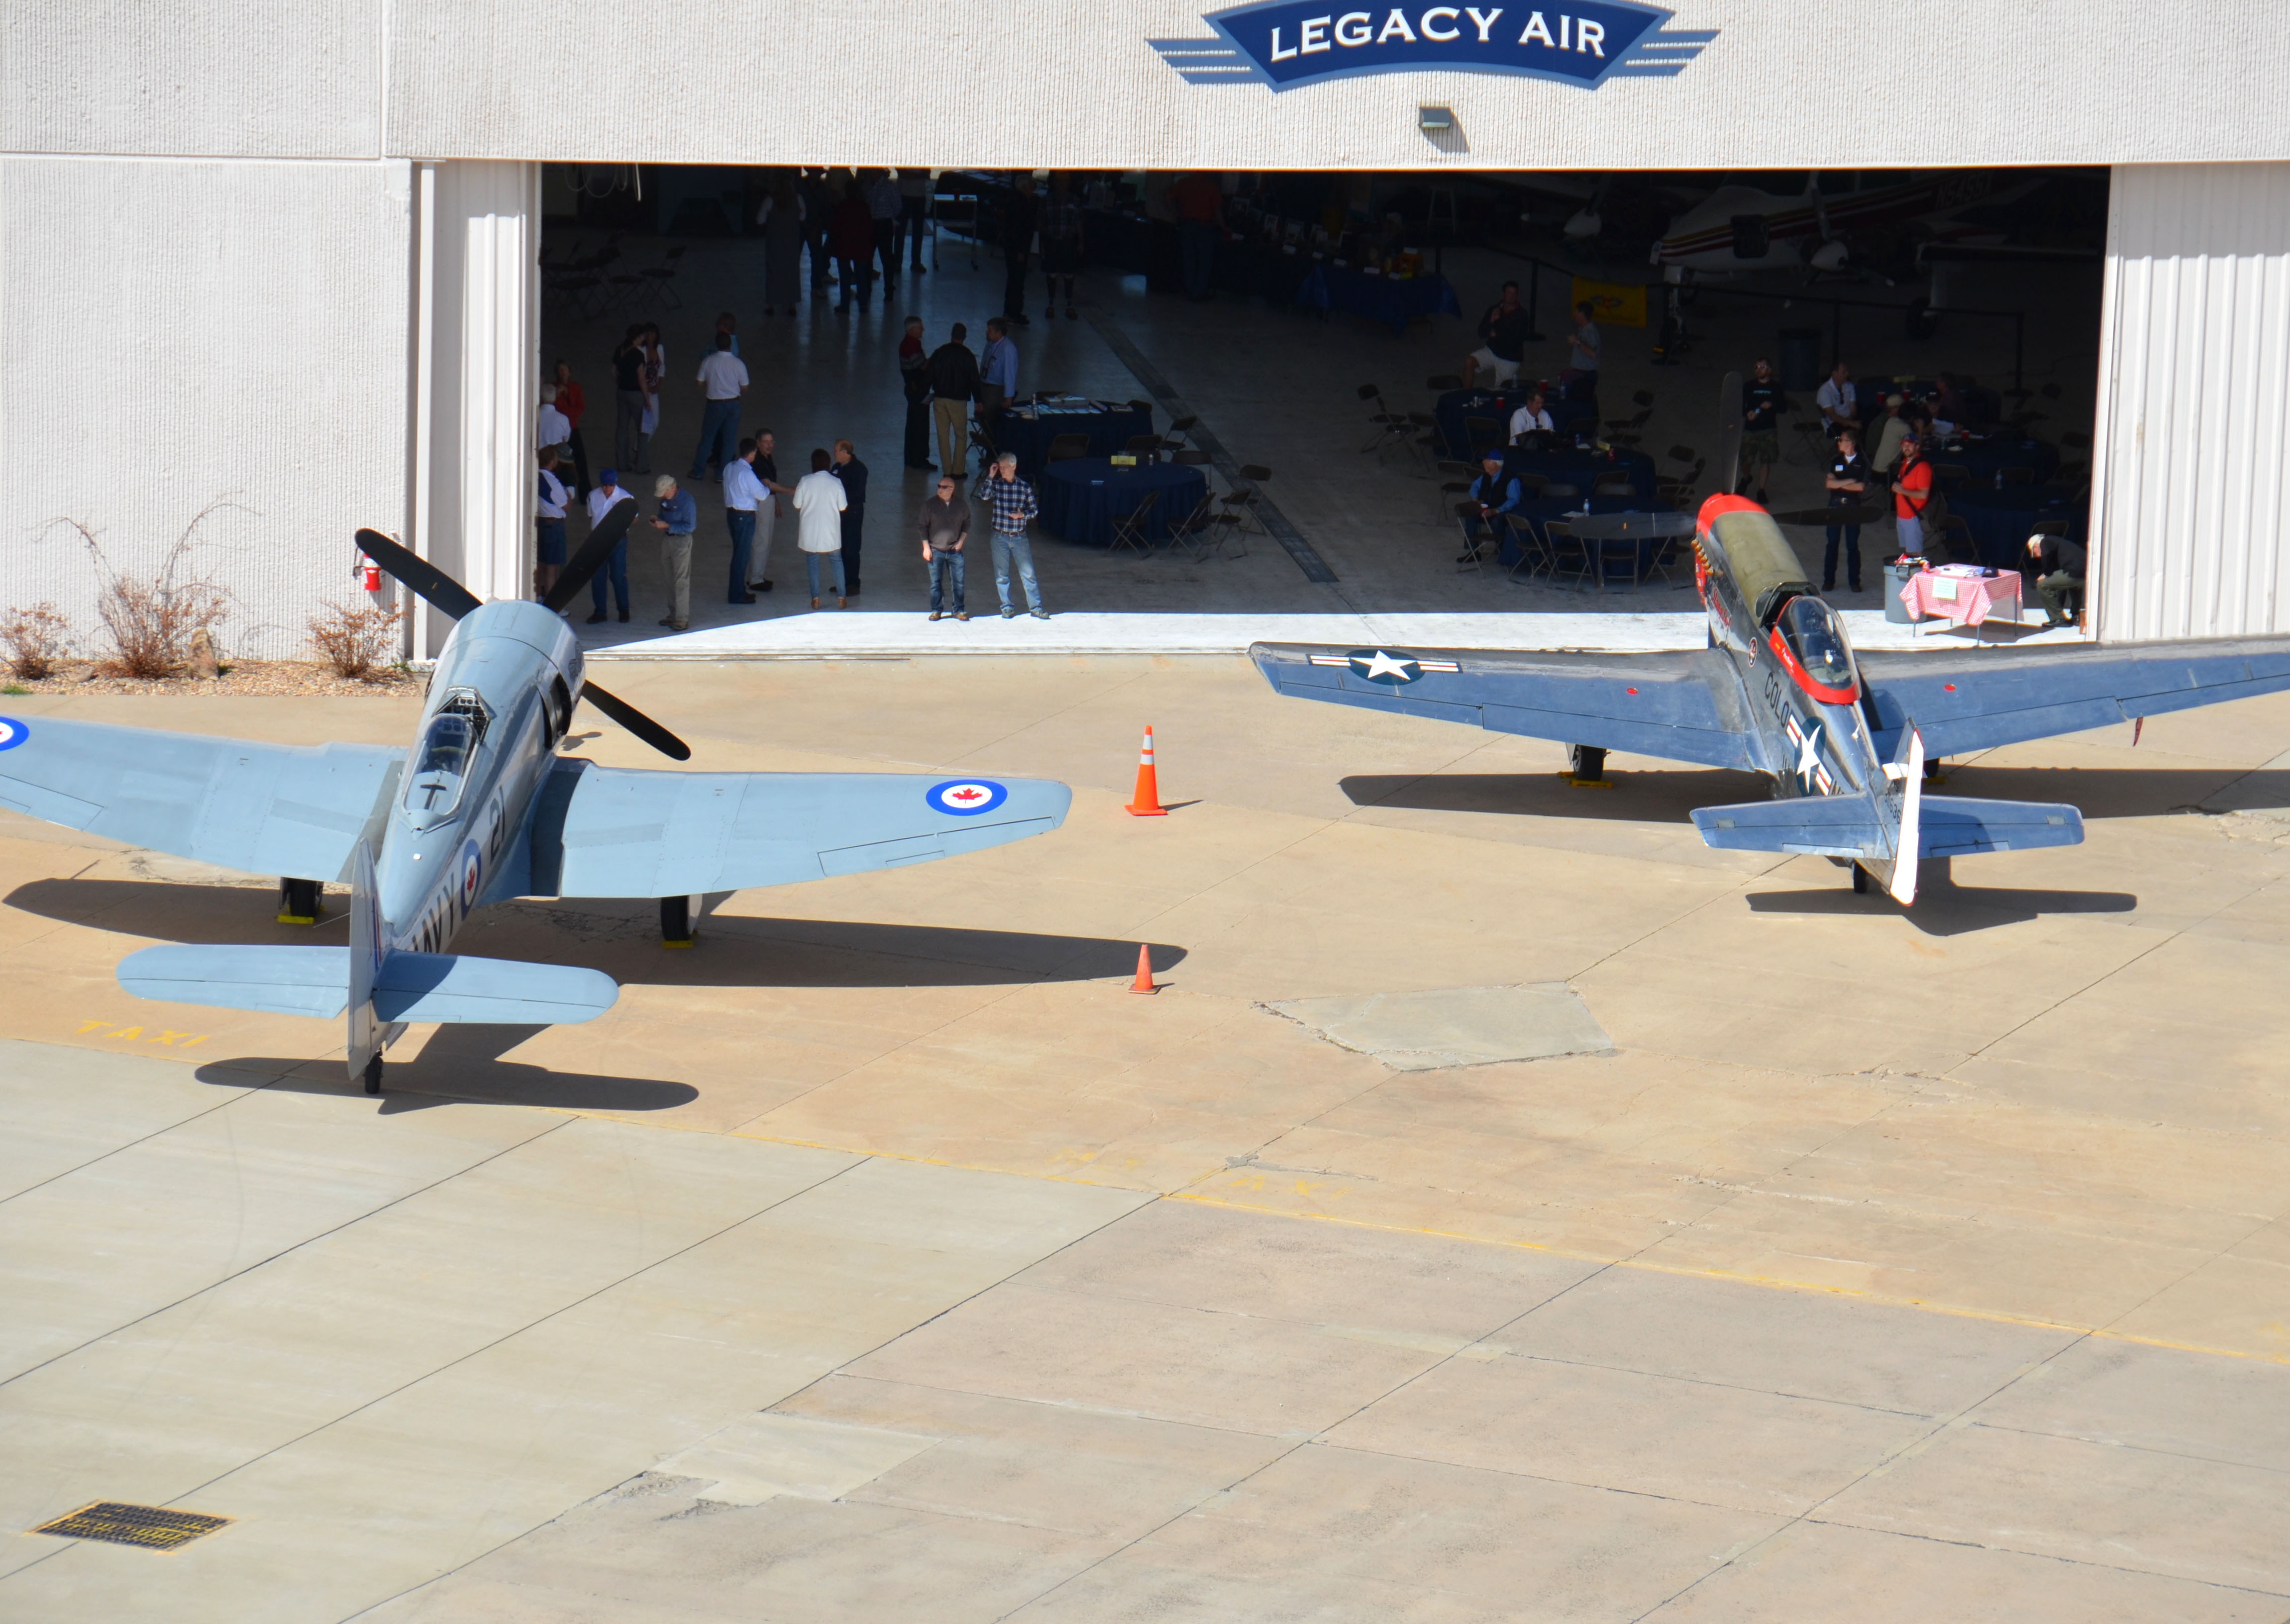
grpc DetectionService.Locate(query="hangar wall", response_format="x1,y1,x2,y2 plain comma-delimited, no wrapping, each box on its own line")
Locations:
0,156,412,660
2091,164,2290,642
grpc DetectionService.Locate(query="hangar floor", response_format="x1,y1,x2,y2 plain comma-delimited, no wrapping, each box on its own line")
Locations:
2,655,2282,1620
539,229,2100,648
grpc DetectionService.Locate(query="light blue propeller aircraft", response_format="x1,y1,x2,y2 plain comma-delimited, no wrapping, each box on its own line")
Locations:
0,521,1070,1094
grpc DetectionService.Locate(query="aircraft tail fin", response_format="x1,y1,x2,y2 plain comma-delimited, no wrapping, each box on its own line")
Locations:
1691,727,2082,907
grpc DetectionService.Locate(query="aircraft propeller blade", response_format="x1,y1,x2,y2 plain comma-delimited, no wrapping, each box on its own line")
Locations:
579,681,692,762
1715,371,1743,502
355,529,482,620
1768,505,1891,528
543,501,641,613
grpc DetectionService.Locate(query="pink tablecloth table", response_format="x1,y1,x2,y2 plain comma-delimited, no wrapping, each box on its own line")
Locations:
1900,566,2023,643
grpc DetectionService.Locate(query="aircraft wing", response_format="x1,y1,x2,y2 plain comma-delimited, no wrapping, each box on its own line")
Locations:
512,760,1072,900
0,714,402,881
1860,635,2290,759
1249,643,1764,773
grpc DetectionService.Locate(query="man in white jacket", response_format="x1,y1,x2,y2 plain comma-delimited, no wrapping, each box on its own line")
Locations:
791,446,848,609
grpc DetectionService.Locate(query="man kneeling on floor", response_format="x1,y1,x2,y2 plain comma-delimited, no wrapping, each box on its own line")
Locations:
921,472,969,621
2027,530,2087,628
974,451,1049,620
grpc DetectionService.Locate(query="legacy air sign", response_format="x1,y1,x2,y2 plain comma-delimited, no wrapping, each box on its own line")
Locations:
1150,0,1713,89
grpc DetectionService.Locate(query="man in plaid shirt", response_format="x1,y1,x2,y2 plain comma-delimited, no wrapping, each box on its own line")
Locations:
974,452,1049,619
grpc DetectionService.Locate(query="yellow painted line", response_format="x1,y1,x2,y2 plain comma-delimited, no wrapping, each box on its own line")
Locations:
57,1032,2288,1367
1170,1192,2290,1368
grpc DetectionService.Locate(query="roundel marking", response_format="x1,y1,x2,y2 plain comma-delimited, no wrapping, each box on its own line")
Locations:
927,779,1008,816
459,840,483,908
1347,650,1423,686
0,716,26,751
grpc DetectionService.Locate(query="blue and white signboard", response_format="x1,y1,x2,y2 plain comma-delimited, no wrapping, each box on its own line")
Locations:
1151,1,1713,90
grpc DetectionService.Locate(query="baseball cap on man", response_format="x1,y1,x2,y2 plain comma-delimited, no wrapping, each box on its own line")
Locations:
599,468,619,484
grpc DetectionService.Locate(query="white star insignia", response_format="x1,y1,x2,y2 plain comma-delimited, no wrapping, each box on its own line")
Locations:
1795,724,1822,789
1355,650,1418,682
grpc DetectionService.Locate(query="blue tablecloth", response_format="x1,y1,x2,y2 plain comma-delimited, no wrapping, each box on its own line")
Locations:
1436,388,1600,459
1946,486,2088,568
1500,446,1660,502
1493,496,1681,584
1296,266,1460,334
996,403,1153,478
1039,458,1208,546
1929,435,2062,487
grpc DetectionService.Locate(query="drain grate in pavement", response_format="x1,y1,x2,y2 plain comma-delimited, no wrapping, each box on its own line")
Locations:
33,1502,233,1551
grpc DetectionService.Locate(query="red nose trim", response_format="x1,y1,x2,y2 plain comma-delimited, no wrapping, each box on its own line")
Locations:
1697,492,1767,528
1767,625,1860,707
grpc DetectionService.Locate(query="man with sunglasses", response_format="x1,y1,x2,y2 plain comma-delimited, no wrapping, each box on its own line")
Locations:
920,472,970,621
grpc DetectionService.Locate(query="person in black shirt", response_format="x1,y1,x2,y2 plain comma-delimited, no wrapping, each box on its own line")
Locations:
611,324,648,471
832,438,869,596
1002,175,1039,326
1739,358,1785,504
1464,281,1530,390
2026,532,2088,627
926,323,980,475
1823,427,1870,593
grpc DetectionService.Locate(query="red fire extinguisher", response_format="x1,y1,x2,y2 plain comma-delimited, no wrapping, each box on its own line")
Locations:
357,552,382,593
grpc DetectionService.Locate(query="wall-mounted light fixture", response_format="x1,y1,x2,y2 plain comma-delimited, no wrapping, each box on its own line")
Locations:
1418,105,1455,132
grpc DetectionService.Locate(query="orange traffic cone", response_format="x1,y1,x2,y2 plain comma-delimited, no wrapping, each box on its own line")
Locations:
1128,943,1159,995
1125,725,1168,816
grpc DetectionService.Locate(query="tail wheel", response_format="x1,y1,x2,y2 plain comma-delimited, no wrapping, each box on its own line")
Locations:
363,1055,383,1096
1852,865,1871,895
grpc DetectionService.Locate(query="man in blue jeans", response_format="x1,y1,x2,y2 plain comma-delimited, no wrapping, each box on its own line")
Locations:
920,473,968,620
689,332,748,483
722,437,766,604
974,452,1048,619
584,470,634,623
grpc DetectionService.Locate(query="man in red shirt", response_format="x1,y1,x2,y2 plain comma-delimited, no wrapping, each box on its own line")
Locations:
551,360,590,496
1891,434,1934,556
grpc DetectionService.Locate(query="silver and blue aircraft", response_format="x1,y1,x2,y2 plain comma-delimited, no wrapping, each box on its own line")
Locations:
1252,390,2290,905
0,521,1070,1093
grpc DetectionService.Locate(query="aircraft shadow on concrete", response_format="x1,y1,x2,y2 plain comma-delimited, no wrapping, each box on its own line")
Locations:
1741,862,2139,938
5,879,1187,990
193,1032,701,1116
1343,767,2290,826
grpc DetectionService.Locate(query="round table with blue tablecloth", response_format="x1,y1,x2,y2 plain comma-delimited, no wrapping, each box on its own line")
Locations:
1945,486,2088,568
1499,446,1660,502
1494,496,1684,587
995,402,1154,478
1928,434,2062,488
1038,458,1208,547
1294,265,1460,335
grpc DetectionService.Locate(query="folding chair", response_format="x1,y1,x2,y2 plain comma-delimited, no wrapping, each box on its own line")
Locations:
1502,512,1551,584
1603,390,1656,447
1434,459,1475,524
1357,384,1412,458
1454,501,1489,573
1643,530,1689,589
1464,415,1504,460
1173,490,1245,561
1541,518,1594,591
1592,472,1637,498
1425,373,1464,393
967,421,998,475
1163,414,1199,451
1791,418,1829,465
1124,435,1164,462
1045,432,1091,465
1107,490,1162,558
1221,465,1272,536
1931,462,1973,490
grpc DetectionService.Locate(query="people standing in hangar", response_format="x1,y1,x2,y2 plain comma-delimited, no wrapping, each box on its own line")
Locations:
1561,300,1601,427
1739,357,1784,506
1891,435,1934,557
757,176,806,317
552,360,592,496
585,470,634,624
830,180,876,313
979,318,1019,442
1464,281,1529,390
637,324,664,474
535,447,569,602
648,475,697,631
793,447,849,609
2027,530,2087,628
1001,173,1040,326
865,168,903,297
927,323,980,477
919,473,968,621
800,169,837,297
1168,172,1223,302
832,438,869,597
689,332,748,485
899,168,931,276
1823,427,1870,594
1039,173,1085,321
611,326,648,474
899,317,933,470
723,437,766,606
974,451,1048,619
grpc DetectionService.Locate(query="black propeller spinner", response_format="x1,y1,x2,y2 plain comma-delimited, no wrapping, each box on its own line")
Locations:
354,521,692,762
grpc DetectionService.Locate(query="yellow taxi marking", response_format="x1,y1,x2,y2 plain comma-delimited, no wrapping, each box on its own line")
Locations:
76,1019,210,1048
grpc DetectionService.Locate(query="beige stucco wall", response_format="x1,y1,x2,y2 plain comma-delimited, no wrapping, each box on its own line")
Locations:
0,157,411,660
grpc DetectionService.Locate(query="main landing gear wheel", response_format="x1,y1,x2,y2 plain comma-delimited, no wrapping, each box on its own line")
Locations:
363,1055,383,1096
1852,865,1872,895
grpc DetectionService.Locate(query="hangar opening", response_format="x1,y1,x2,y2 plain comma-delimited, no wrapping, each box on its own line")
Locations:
530,163,2106,644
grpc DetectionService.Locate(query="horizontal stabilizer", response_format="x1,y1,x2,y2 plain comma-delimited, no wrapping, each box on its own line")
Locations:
1691,794,2083,860
1917,796,2084,857
119,945,619,1025
1692,796,1886,859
